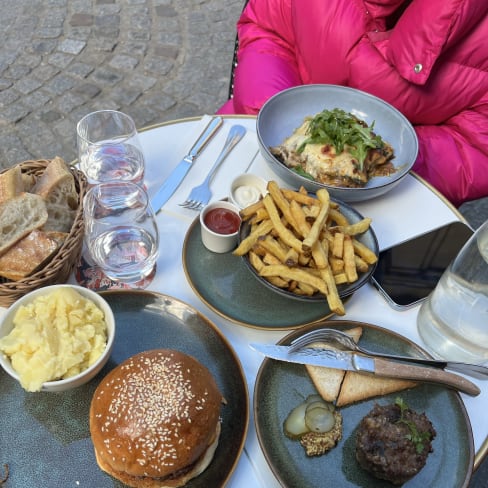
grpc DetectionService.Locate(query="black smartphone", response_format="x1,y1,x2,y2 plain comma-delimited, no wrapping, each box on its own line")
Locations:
370,221,474,310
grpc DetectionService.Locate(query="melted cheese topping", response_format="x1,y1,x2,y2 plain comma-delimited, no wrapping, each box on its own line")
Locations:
279,121,367,185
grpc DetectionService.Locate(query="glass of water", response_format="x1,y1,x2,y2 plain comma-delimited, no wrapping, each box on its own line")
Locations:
83,182,159,286
77,110,145,186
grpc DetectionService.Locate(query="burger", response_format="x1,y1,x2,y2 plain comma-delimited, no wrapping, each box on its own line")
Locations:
89,349,224,488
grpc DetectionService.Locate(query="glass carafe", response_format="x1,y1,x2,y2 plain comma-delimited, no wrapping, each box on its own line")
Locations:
417,220,488,363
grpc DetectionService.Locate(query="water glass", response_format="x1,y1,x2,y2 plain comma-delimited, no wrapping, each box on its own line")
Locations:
77,110,145,185
83,182,159,286
417,220,488,363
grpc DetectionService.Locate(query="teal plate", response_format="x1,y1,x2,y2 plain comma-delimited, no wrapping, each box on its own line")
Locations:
0,290,249,488
183,217,338,330
254,320,474,488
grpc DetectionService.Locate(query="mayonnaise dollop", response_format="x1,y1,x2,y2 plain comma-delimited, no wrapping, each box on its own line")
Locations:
233,185,261,208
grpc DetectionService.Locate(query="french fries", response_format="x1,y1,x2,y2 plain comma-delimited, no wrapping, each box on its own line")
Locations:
233,181,378,315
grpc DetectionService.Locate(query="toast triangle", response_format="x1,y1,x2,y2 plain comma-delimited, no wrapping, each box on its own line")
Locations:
305,326,417,407
305,326,363,403
336,372,417,407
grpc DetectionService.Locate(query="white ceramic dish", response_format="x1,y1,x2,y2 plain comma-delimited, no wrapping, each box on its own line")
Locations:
200,200,242,253
229,173,268,209
257,84,418,203
0,284,115,392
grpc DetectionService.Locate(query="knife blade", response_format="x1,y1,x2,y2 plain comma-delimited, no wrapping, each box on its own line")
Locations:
250,343,480,396
151,116,224,213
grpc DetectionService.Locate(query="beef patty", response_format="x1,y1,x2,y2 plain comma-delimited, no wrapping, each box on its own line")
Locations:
355,401,436,485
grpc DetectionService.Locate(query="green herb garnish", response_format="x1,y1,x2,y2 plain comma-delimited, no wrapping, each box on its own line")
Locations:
395,397,431,454
291,166,315,180
297,108,384,171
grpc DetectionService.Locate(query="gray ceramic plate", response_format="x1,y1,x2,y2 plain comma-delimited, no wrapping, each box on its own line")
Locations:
254,320,474,488
257,84,418,203
183,217,340,329
238,197,379,301
0,291,249,488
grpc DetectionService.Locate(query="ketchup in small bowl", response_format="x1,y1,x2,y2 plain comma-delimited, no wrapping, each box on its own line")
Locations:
200,201,241,253
204,207,241,235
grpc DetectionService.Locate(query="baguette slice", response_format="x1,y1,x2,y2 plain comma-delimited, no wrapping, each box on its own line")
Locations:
33,156,78,232
0,192,48,255
305,327,363,402
0,165,24,204
0,229,67,280
22,172,37,192
41,204,77,233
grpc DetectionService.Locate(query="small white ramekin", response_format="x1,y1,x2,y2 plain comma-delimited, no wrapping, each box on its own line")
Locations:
200,201,242,253
229,173,268,209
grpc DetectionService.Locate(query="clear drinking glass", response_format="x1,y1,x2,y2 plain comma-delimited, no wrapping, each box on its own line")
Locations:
417,220,488,363
77,110,145,186
83,182,159,286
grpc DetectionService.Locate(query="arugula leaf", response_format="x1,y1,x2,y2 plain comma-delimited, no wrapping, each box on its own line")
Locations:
395,397,431,454
291,166,315,180
297,108,385,171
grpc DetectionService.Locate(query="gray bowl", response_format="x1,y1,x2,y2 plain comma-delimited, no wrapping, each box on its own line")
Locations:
256,84,418,203
238,197,379,302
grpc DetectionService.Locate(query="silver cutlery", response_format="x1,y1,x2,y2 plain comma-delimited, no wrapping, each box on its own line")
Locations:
179,124,246,211
250,342,480,396
151,116,223,214
288,328,488,379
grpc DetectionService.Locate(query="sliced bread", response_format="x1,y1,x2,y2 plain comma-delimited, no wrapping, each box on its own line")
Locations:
22,172,37,192
305,326,363,402
0,165,24,204
305,326,417,407
33,156,78,232
336,372,416,407
41,204,78,233
0,229,67,280
0,192,48,256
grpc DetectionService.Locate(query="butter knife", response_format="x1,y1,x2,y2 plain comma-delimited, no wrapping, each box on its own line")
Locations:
151,116,223,213
250,343,480,396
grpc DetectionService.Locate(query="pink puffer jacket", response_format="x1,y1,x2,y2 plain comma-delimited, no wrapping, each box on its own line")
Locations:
218,0,488,206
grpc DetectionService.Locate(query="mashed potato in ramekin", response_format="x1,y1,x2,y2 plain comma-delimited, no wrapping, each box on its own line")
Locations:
0,287,107,392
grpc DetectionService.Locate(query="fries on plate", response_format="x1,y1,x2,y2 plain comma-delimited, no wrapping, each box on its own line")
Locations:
234,181,378,316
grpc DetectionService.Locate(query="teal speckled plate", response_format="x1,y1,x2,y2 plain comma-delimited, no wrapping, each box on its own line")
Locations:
183,217,339,329
0,291,249,488
254,320,474,488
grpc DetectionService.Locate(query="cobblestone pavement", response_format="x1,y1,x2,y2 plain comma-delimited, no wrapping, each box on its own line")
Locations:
0,0,243,167
0,0,488,485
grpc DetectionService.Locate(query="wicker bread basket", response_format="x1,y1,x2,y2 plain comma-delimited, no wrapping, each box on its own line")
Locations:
0,159,87,307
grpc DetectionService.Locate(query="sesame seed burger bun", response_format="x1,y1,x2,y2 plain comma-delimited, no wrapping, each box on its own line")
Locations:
89,349,224,488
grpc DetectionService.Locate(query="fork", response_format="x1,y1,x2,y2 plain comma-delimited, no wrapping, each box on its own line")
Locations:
179,124,246,210
288,327,488,378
